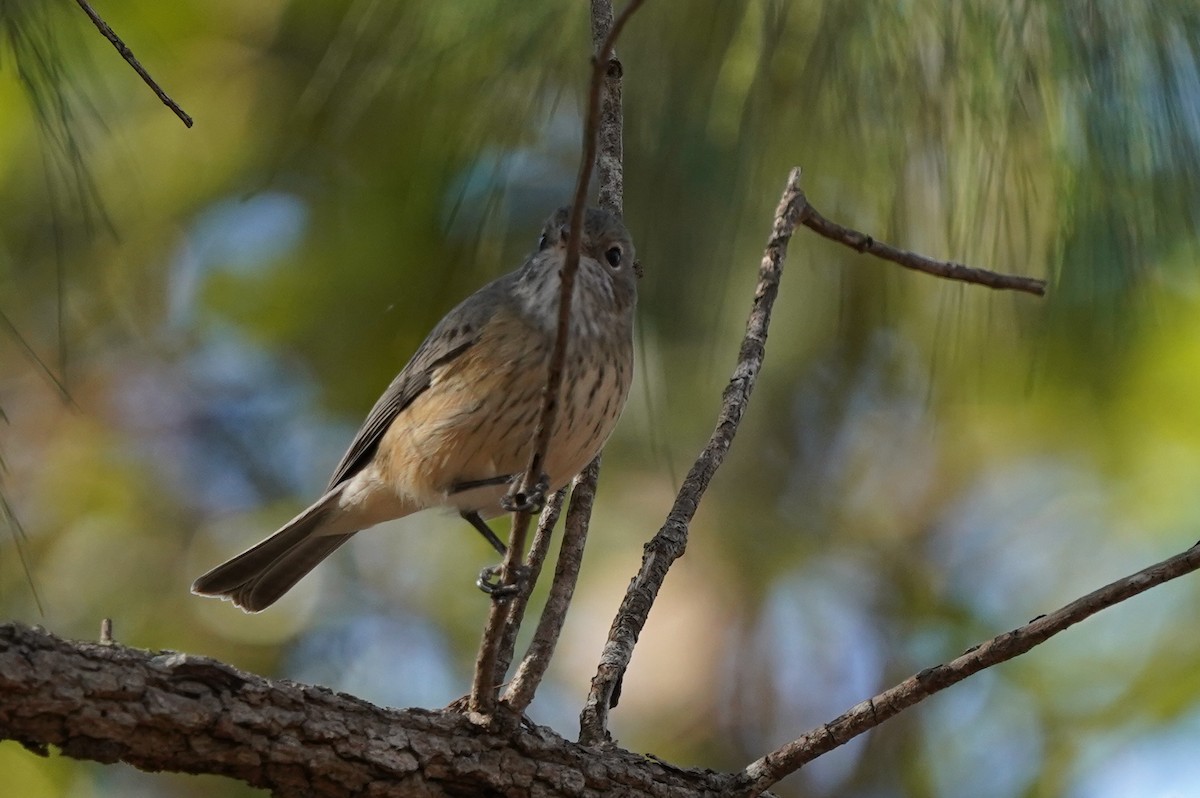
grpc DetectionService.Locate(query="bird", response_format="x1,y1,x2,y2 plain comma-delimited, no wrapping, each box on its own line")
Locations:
191,206,638,612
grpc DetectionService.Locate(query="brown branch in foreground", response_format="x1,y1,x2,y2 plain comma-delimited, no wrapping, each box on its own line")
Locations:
730,542,1200,796
578,167,809,745
590,0,625,216
800,197,1046,295
73,0,193,128
468,0,647,716
0,622,733,797
503,460,604,711
492,488,568,689
498,0,631,717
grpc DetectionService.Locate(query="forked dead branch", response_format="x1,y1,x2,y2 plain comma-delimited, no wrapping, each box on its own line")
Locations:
467,0,649,718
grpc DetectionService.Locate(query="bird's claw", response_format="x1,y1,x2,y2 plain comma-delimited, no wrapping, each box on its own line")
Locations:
477,564,525,599
501,473,550,514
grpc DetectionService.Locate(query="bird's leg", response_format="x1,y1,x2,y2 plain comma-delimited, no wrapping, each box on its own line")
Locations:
452,475,540,598
500,472,550,514
450,474,516,496
450,478,514,556
460,510,523,598
460,510,508,556
451,472,549,516
484,472,551,597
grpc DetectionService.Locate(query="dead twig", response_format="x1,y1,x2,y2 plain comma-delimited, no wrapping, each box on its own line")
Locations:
73,0,192,128
730,542,1200,796
491,489,568,689
499,0,632,716
579,167,809,745
799,195,1045,295
468,0,647,717
503,460,603,712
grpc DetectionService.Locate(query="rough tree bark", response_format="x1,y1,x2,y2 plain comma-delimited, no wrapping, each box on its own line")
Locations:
4,541,1198,795
0,622,740,797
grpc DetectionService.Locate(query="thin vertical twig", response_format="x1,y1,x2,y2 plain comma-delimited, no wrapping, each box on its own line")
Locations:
491,489,568,688
591,0,624,216
468,0,647,717
579,167,810,745
502,460,602,711
499,0,630,717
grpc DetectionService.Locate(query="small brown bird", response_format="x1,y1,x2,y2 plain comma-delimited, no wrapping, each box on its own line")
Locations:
192,206,637,612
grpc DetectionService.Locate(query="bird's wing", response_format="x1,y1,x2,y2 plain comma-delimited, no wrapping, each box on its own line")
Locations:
324,274,515,490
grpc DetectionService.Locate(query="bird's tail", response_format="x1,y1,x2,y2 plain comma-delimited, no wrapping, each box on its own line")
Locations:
191,488,356,612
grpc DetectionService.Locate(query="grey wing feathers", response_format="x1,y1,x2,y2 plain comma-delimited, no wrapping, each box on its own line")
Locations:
323,274,515,490
190,486,348,610
323,369,427,490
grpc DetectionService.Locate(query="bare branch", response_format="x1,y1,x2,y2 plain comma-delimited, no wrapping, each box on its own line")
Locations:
499,0,632,718
492,488,568,688
8,545,1194,795
469,0,647,716
0,622,735,797
799,195,1046,295
590,0,626,216
731,542,1200,796
503,460,603,712
579,167,809,745
73,0,193,128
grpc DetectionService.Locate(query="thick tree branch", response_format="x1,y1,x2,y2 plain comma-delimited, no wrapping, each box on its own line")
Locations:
730,541,1200,796
4,542,1197,794
579,167,810,745
0,622,735,797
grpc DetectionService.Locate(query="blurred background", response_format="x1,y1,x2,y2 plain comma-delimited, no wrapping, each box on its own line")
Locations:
3,1,1200,795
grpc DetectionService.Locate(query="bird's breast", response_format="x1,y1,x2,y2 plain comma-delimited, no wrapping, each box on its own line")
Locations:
375,304,633,515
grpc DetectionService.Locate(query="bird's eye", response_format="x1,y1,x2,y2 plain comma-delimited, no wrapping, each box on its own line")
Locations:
538,233,550,251
605,246,623,268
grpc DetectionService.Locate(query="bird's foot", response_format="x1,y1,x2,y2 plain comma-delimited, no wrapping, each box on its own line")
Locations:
477,563,526,599
501,473,550,514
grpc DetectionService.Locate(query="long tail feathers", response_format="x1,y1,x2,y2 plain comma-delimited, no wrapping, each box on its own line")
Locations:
192,488,355,613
